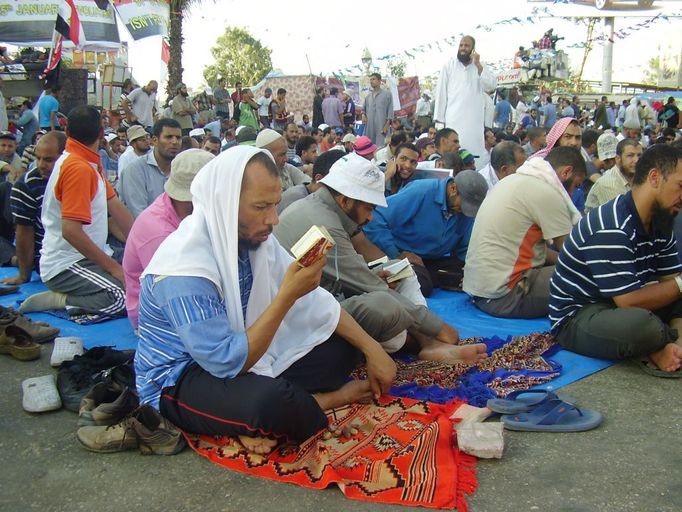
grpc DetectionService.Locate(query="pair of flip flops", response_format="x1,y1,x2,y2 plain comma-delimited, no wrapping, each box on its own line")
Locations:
487,390,603,433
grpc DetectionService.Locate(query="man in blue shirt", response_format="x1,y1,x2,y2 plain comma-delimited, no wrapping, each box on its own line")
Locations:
15,100,37,155
550,144,682,376
135,146,396,454
493,92,512,130
541,95,557,129
38,86,61,131
364,171,488,295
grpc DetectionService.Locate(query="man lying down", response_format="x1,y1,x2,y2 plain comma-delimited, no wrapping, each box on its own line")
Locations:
134,146,403,455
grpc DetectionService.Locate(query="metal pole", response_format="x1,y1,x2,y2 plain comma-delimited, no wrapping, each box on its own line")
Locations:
677,30,682,88
602,16,614,94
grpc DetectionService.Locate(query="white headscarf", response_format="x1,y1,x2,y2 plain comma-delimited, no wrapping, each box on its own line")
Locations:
143,146,341,377
516,157,582,225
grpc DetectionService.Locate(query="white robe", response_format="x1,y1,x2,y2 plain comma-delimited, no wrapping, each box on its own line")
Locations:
434,57,497,170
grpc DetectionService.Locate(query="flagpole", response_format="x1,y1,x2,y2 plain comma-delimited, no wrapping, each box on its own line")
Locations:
44,29,60,75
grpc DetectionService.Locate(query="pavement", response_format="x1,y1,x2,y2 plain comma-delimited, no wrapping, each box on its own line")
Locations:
1,343,680,512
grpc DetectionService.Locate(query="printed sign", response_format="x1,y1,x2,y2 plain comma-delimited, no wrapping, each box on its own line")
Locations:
0,0,120,47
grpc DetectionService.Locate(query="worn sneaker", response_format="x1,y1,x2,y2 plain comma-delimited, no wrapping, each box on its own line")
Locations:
0,306,59,343
133,405,186,456
79,384,139,427
76,405,185,455
77,416,140,453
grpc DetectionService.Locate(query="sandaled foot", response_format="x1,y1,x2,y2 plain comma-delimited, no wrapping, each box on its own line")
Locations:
648,343,682,373
313,380,373,411
418,341,487,365
238,435,277,455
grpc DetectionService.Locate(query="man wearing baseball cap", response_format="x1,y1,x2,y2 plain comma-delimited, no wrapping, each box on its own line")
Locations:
274,153,487,364
117,125,151,183
352,135,378,161
123,149,214,329
364,170,488,295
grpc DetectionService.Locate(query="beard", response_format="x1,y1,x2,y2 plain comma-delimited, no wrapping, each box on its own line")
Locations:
651,203,676,237
457,50,472,65
347,204,369,228
238,227,273,251
180,91,188,97
239,238,263,251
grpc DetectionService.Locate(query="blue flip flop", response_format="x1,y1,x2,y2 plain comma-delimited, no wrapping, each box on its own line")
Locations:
487,390,570,415
501,398,603,433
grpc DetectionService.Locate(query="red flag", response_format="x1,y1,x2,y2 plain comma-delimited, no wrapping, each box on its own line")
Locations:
40,33,63,80
56,0,86,47
161,37,170,65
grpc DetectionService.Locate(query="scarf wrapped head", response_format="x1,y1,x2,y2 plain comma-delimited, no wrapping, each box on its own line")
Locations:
142,145,341,377
532,117,577,159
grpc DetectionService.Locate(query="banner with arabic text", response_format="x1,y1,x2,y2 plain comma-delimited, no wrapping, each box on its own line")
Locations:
112,0,169,40
0,0,120,48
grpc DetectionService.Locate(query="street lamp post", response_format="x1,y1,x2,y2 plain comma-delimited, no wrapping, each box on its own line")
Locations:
361,48,373,74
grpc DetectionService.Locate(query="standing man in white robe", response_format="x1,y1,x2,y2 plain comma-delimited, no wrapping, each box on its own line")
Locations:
434,35,497,170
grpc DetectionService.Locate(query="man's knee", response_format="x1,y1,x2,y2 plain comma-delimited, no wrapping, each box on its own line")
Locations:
561,306,667,359
343,291,410,341
412,264,433,297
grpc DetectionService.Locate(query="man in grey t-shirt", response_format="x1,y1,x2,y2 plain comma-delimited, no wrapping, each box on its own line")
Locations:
213,78,230,119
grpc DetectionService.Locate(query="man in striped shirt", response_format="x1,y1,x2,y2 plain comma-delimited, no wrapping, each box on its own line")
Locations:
2,132,66,285
550,144,682,375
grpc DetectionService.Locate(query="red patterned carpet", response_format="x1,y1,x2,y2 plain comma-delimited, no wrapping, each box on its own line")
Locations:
186,396,477,510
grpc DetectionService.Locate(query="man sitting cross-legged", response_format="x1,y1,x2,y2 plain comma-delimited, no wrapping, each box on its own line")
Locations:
123,149,214,329
274,152,487,364
463,146,586,318
364,171,488,296
550,144,682,375
3,131,66,285
135,146,397,453
20,106,134,319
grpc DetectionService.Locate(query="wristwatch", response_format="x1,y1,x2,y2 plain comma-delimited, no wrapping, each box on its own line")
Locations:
674,275,682,294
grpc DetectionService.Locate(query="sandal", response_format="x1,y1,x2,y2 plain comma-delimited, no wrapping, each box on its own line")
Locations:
501,398,603,433
487,389,572,415
0,325,41,361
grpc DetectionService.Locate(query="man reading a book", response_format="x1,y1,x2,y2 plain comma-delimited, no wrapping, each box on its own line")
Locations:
135,146,397,454
274,153,487,364
364,170,489,295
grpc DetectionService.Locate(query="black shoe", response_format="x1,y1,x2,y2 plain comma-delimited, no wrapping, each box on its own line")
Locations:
57,347,135,412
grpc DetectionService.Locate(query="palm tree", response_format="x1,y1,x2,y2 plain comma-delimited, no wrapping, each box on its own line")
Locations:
166,0,200,98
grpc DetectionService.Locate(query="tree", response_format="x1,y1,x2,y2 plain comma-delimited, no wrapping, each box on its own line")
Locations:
642,57,676,86
167,1,200,98
573,17,598,84
203,28,272,87
386,58,406,79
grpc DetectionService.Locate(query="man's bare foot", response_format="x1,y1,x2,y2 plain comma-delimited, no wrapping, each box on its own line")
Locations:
418,340,487,365
435,323,460,345
238,435,278,455
313,380,373,411
648,343,682,373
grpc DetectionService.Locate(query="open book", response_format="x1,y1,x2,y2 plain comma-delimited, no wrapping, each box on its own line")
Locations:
368,256,389,268
291,225,336,267
383,258,415,283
